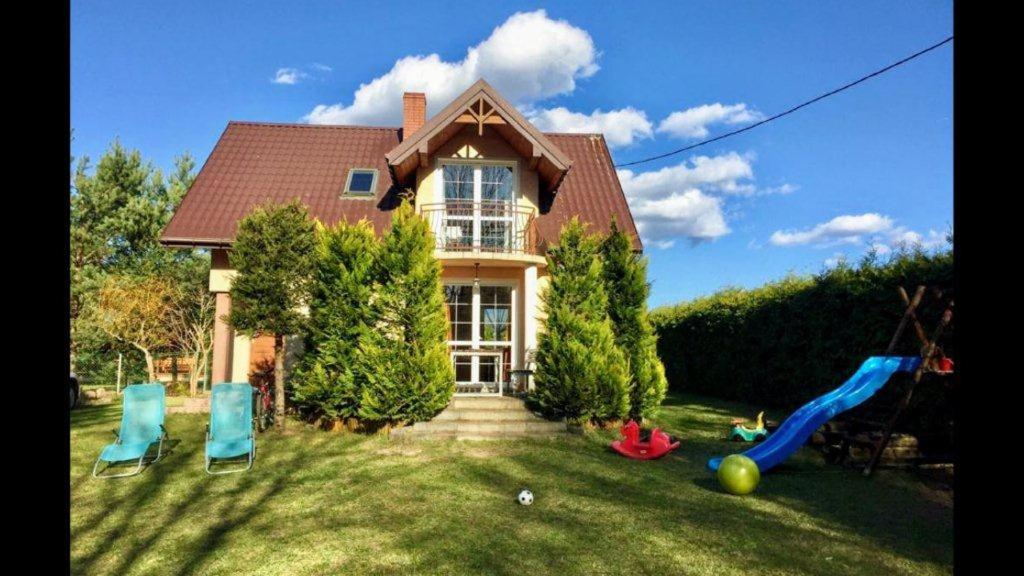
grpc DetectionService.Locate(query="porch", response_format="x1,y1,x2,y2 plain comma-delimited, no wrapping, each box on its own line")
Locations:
205,252,546,397
440,263,545,396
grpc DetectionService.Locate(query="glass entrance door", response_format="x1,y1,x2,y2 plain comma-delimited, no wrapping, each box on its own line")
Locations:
444,283,514,395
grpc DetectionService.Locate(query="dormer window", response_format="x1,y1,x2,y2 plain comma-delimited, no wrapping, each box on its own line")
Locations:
343,168,378,197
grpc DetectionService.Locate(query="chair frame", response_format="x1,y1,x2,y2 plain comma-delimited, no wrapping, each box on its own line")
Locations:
204,383,257,475
204,424,256,475
92,425,169,479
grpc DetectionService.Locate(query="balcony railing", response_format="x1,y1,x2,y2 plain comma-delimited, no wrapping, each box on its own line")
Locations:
420,201,539,255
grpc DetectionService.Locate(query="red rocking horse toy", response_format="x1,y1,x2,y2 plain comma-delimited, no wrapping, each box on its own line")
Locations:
611,420,680,460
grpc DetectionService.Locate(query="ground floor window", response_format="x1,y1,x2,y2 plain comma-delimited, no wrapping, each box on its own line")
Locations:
444,282,514,394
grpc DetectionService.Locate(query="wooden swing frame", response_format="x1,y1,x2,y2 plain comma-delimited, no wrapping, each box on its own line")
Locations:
861,285,954,476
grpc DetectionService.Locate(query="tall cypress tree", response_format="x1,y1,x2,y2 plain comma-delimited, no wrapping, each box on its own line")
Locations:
356,202,454,425
601,219,668,421
533,218,630,424
292,219,378,422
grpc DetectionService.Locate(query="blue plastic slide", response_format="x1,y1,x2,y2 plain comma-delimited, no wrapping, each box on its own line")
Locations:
707,356,921,473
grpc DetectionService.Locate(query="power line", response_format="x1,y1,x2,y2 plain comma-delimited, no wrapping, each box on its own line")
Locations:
615,35,953,169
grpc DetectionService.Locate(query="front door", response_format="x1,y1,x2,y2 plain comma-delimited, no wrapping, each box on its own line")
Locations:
444,283,514,395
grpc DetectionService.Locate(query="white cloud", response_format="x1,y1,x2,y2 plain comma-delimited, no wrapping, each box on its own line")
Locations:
617,152,757,198
824,253,848,268
310,63,333,72
757,183,798,196
657,103,764,139
304,10,598,126
885,228,948,251
770,213,894,247
615,152,768,247
526,106,652,148
272,68,306,85
769,214,949,254
628,189,729,248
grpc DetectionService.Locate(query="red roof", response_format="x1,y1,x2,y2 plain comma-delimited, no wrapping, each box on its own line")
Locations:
161,121,641,251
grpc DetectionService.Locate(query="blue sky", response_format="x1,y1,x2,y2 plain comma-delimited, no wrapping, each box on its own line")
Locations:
71,1,953,307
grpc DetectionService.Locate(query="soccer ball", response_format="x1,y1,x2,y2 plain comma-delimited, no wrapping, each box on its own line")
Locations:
517,489,534,506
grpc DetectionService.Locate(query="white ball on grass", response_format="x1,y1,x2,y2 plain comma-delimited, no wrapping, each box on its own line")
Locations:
517,489,534,506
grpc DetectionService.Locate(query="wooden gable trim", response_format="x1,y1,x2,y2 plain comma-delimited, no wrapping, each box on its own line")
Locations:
384,79,571,191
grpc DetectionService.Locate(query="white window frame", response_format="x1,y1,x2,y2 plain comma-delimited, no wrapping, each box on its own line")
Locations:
435,159,518,250
444,279,518,395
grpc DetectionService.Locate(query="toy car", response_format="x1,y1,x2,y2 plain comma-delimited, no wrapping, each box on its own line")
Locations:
729,411,770,442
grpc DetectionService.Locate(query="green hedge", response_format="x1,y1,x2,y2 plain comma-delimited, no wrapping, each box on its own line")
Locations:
650,248,953,414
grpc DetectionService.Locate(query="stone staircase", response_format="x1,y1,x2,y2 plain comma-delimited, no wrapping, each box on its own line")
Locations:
392,396,567,440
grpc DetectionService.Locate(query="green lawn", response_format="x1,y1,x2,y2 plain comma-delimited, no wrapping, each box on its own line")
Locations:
71,392,952,575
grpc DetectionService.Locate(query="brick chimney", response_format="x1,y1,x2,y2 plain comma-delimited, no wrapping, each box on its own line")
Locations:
402,92,426,140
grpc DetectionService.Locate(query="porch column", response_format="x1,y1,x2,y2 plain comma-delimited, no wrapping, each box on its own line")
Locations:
211,292,234,384
231,333,252,383
523,264,538,389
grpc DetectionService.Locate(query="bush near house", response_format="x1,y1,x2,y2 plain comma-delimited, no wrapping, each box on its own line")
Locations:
532,218,630,425
601,220,668,422
292,219,379,423
650,246,953,442
354,202,455,426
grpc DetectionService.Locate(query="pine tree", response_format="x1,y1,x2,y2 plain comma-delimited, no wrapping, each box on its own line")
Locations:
356,202,454,425
533,218,629,424
292,219,378,422
228,200,316,430
601,219,668,421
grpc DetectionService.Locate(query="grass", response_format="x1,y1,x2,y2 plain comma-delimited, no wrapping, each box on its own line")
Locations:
71,392,952,575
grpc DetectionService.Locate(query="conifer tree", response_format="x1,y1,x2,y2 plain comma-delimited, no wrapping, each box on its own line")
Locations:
356,202,454,425
228,201,316,430
292,219,378,422
601,220,668,421
533,218,629,424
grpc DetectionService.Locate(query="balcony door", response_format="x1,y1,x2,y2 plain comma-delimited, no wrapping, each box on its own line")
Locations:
439,162,516,251
444,282,515,395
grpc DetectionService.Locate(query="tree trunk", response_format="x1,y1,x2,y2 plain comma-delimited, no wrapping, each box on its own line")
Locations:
143,349,156,382
188,351,200,397
274,334,286,431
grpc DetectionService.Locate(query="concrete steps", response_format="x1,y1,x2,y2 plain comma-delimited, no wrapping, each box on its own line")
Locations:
392,396,567,440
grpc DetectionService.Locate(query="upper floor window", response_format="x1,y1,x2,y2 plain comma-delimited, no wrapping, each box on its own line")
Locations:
432,161,528,253
344,168,378,197
441,162,515,205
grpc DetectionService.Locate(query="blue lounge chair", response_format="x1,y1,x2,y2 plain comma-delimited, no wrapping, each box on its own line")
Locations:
93,383,168,478
205,383,256,475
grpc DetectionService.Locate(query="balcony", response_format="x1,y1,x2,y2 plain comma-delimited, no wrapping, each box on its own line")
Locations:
420,201,540,258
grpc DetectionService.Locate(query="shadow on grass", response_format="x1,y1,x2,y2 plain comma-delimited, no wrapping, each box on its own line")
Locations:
70,394,951,575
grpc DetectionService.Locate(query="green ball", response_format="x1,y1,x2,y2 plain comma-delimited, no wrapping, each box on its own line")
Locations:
717,454,761,495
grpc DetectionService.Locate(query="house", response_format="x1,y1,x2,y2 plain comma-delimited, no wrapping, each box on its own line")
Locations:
160,79,641,397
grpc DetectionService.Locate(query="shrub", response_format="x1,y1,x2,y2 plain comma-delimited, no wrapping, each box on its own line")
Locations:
292,220,378,422
532,218,629,424
650,246,953,441
355,202,454,425
601,220,667,421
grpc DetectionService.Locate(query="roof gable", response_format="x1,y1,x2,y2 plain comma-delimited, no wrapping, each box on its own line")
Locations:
385,79,572,193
